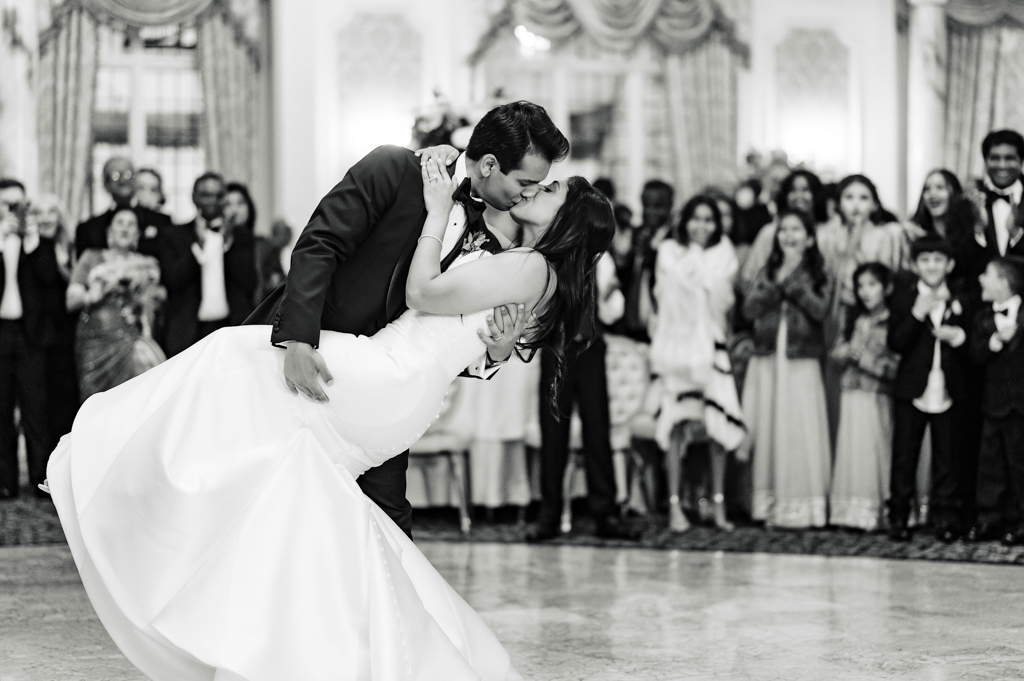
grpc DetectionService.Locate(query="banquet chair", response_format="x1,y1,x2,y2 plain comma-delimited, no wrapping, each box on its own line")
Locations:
408,381,473,533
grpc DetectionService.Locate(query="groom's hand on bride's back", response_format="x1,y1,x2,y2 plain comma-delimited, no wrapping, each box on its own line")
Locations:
283,342,335,403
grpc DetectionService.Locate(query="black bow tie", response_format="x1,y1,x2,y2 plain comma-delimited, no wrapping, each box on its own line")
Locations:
451,178,485,224
996,307,1010,316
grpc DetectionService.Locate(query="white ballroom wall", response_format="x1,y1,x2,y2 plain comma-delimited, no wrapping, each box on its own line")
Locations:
271,0,494,233
743,0,903,210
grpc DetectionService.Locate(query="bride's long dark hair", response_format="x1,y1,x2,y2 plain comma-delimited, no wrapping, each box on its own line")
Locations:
518,176,615,410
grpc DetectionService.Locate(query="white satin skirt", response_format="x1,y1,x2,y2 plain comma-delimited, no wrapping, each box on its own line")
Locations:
46,326,521,681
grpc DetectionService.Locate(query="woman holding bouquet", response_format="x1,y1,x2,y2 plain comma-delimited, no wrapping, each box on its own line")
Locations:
67,208,166,401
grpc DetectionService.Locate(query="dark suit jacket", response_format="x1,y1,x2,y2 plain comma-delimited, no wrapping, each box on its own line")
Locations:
0,238,68,348
246,145,497,345
970,305,1024,418
157,222,258,357
74,205,171,260
888,271,971,403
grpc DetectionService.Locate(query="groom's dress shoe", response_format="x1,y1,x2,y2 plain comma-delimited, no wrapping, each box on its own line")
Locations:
595,516,640,541
525,521,561,543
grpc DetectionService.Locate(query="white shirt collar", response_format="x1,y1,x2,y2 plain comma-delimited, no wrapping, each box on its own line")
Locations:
983,175,1024,203
917,279,950,300
994,294,1022,315
453,154,482,205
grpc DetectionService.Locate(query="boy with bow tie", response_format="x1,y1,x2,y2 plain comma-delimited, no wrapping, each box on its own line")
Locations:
888,236,971,541
969,256,1024,545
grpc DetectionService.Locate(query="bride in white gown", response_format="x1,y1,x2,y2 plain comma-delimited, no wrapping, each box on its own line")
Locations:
44,160,614,681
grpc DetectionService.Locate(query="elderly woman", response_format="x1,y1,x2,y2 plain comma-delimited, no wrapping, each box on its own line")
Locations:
25,194,79,441
66,207,166,401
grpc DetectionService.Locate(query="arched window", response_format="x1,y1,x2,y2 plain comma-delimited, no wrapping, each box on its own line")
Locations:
91,22,205,221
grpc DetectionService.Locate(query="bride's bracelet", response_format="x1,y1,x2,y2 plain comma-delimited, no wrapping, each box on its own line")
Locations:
418,235,443,247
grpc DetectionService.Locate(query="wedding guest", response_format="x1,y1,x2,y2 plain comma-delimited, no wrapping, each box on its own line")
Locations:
223,182,256,233
739,170,830,290
829,263,899,531
887,236,970,542
134,168,167,213
910,170,986,522
158,173,258,357
733,178,772,249
650,196,744,533
742,210,833,528
968,256,1024,545
964,130,1024,269
67,208,166,402
26,194,79,443
818,175,906,309
75,157,170,258
815,174,906,445
529,249,638,542
619,180,673,343
0,179,54,499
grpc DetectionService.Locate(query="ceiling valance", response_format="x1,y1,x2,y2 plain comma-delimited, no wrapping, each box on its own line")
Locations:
513,0,747,57
946,0,1024,26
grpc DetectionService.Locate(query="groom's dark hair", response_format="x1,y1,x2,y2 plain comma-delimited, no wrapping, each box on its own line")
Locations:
465,101,569,172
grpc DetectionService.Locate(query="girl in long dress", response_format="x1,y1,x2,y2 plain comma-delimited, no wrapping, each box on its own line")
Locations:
829,263,900,531
43,163,614,681
66,208,166,401
649,196,745,533
741,210,834,528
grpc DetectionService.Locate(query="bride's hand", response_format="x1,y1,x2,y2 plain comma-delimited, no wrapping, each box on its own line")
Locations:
415,144,459,169
421,158,457,216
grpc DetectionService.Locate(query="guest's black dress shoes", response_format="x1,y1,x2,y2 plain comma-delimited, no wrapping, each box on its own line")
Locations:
967,523,1002,542
888,522,911,542
524,519,561,543
1000,526,1024,546
595,516,640,541
934,524,961,543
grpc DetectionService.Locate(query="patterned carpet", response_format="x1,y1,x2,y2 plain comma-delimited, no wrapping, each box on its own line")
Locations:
5,493,1022,565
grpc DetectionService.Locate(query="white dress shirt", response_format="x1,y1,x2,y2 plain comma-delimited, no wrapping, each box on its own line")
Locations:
993,294,1022,337
195,217,230,322
912,281,952,414
0,234,23,320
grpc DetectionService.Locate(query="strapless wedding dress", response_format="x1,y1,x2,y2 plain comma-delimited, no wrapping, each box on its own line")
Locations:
46,252,523,681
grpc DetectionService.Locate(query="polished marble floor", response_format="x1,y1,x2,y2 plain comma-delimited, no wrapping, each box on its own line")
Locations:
2,543,1022,680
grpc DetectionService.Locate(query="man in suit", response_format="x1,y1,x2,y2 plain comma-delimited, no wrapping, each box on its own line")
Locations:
159,172,258,357
75,157,170,259
0,179,55,499
246,101,569,538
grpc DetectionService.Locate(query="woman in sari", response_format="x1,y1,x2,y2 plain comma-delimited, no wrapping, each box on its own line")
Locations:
66,207,166,401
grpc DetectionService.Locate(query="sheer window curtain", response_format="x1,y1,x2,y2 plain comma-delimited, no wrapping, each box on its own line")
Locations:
197,0,271,232
37,5,99,222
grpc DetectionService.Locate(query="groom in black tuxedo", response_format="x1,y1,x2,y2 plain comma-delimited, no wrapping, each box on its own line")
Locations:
246,102,569,537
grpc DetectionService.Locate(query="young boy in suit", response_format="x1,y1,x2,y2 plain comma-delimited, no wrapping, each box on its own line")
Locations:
888,236,971,541
969,255,1024,545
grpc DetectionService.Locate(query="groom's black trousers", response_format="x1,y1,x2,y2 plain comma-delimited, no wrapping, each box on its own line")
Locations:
358,452,413,539
538,338,617,524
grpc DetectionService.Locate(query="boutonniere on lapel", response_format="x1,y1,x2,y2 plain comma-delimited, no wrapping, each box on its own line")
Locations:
945,299,962,320
461,231,488,255
143,225,159,240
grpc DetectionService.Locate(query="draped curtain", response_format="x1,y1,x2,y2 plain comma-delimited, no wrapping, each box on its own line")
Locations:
944,4,1024,181
37,6,99,222
196,2,267,203
508,0,746,197
36,0,269,227
664,32,738,195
